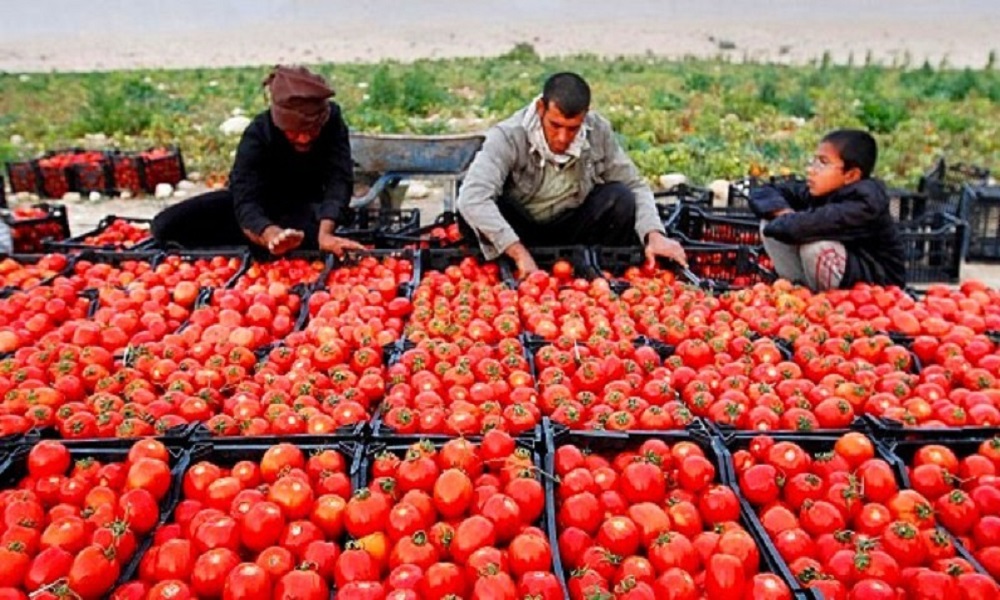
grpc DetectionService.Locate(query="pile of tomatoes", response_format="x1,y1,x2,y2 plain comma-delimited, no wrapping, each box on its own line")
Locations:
3,206,70,253
732,432,1000,600
354,432,559,599
80,219,152,249
900,439,1000,580
114,442,352,599
0,439,174,599
554,436,793,600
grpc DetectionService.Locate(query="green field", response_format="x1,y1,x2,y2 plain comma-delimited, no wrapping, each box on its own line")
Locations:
1,46,998,189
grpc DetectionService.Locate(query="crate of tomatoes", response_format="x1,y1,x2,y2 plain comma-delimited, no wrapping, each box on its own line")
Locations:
35,149,108,198
5,159,39,195
108,151,147,194
1,203,71,253
45,215,154,252
140,146,186,193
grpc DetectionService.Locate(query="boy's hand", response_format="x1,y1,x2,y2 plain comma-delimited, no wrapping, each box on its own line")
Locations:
772,209,795,218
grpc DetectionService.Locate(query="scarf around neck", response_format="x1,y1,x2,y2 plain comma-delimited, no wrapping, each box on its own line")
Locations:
522,96,589,168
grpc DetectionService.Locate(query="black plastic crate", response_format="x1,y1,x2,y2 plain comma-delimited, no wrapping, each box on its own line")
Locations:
719,432,990,586
337,207,420,242
918,156,989,217
30,422,197,448
321,247,420,295
546,426,814,600
5,159,39,195
1,202,71,253
45,215,155,252
499,245,597,284
666,202,763,246
0,440,193,593
591,245,702,287
152,247,251,289
108,151,147,194
898,211,966,283
112,439,362,594
0,252,77,292
961,184,1000,261
689,244,775,290
68,152,115,196
140,146,186,192
379,210,468,249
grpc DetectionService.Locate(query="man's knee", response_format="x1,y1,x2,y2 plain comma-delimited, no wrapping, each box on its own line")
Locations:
800,241,847,290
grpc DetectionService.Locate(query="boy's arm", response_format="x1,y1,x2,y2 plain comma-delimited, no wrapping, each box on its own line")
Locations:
748,180,810,218
764,180,888,244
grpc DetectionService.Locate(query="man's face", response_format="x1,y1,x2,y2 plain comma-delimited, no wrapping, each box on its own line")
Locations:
807,141,860,197
283,128,320,153
537,99,586,155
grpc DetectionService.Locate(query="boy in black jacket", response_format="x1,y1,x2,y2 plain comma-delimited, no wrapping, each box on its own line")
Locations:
749,129,906,291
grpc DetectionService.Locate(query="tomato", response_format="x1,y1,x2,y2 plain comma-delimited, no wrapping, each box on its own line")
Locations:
705,553,746,599
421,562,466,598
223,563,272,600
28,441,71,478
67,544,120,600
191,548,240,598
274,569,328,600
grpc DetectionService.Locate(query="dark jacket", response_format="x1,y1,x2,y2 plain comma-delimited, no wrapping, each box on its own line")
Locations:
749,178,906,288
229,103,353,236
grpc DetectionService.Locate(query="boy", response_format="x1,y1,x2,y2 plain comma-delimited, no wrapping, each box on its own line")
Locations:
749,129,905,291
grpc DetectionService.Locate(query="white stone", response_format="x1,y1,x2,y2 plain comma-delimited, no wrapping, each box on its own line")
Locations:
357,82,369,89
230,107,245,117
155,183,174,199
209,80,219,87
120,190,133,200
709,179,732,207
172,189,188,198
89,191,102,202
658,173,688,191
219,115,251,136
9,135,23,146
61,192,82,202
176,180,197,191
18,74,29,82
187,171,203,182
85,133,107,143
406,182,430,199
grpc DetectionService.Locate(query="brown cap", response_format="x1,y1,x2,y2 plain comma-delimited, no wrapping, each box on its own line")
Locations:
264,65,334,133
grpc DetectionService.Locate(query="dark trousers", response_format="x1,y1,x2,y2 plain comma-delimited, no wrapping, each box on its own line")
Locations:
461,182,640,248
151,189,320,250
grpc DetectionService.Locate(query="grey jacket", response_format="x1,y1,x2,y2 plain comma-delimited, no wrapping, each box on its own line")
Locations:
457,105,666,259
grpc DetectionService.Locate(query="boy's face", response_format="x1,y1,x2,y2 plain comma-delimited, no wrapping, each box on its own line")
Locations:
807,142,862,197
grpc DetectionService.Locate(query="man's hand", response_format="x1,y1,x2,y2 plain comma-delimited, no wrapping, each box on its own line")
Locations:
262,226,305,256
505,242,539,279
645,231,687,268
772,208,795,218
319,232,366,258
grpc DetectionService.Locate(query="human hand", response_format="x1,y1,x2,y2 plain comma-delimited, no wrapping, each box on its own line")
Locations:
772,208,795,218
319,232,366,258
645,231,688,268
505,242,539,278
263,226,304,255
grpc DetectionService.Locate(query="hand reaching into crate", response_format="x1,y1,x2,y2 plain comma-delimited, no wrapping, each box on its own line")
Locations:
262,226,305,255
645,231,688,267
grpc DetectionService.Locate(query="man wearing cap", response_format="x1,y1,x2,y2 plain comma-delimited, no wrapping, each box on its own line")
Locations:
152,65,365,256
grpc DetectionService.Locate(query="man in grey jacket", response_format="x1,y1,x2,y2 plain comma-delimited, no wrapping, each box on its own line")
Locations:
457,72,686,276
